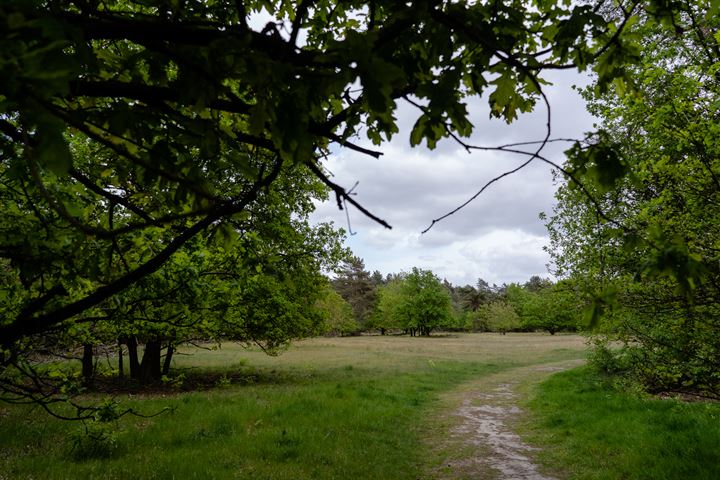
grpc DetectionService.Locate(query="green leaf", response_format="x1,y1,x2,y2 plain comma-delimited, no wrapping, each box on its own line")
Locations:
36,125,72,175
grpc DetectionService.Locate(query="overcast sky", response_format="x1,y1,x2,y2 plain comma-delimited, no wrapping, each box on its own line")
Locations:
310,71,597,287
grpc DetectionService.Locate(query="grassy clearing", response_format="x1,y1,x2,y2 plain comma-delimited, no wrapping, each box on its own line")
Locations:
0,333,585,480
522,366,720,480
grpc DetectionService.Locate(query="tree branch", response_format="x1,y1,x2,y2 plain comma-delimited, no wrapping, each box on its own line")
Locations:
0,157,285,347
289,0,313,47
68,80,251,115
305,161,392,230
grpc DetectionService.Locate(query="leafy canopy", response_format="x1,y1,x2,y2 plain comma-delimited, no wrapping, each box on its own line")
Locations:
546,4,720,397
0,0,686,345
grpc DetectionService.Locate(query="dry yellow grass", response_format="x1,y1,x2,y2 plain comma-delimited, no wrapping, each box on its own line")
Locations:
173,333,588,373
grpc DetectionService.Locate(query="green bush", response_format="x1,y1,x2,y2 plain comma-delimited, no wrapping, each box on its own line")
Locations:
69,421,122,460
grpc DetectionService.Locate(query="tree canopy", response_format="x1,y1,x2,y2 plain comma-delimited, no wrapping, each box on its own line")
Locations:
546,5,720,397
1,0,709,415
0,0,689,345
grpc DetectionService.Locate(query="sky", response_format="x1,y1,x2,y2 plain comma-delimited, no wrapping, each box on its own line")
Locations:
310,70,597,287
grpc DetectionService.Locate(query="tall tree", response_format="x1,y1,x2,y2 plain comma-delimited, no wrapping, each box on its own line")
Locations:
331,256,377,330
397,268,453,336
316,285,358,337
523,276,553,293
369,275,405,335
547,5,720,397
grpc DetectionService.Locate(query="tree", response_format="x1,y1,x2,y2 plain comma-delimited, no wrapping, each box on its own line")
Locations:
523,276,553,293
456,278,496,312
507,281,581,335
0,0,682,346
1,151,347,406
546,6,720,397
368,275,405,335
316,286,358,337
397,268,453,336
478,301,521,334
331,256,377,331
370,270,385,287
0,0,698,415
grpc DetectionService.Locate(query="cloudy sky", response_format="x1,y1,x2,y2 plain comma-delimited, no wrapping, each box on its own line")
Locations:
310,71,597,287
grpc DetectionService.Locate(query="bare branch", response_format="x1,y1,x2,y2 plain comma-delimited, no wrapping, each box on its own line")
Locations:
306,161,392,230
422,74,554,233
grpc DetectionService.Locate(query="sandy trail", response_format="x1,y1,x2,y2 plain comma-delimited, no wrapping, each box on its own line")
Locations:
433,360,583,480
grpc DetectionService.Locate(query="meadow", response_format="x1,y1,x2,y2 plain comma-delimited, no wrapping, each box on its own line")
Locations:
1,333,718,479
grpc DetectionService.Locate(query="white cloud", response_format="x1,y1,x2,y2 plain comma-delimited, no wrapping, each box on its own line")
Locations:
311,70,595,286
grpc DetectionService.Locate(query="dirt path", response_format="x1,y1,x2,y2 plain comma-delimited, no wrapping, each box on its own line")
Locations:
429,359,584,480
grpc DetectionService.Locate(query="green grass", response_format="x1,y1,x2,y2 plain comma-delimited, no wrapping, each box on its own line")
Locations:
523,366,720,480
0,333,585,480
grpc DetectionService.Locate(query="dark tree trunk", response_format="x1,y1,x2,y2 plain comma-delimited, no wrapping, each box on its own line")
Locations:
117,339,124,379
126,335,140,380
139,339,162,384
81,344,94,386
162,344,174,376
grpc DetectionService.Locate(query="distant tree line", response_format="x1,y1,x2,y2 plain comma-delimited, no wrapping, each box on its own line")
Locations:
319,256,583,337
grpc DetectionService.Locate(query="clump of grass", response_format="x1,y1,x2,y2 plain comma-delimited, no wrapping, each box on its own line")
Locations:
69,421,123,461
523,366,720,480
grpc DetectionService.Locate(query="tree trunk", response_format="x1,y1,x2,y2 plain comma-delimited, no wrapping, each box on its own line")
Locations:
162,344,174,376
139,338,162,384
117,339,124,379
81,344,94,386
126,335,140,381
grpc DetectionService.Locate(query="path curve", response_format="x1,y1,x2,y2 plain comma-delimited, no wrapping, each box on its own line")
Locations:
434,360,583,480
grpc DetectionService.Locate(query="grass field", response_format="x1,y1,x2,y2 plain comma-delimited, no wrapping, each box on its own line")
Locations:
2,333,719,480
0,333,585,480
522,366,720,480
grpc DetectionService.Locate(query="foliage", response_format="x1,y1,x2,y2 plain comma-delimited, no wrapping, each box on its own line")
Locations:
455,310,489,332
506,281,581,334
368,276,404,335
546,6,720,397
366,268,454,336
523,275,553,293
477,301,521,334
0,156,347,405
315,286,358,336
0,0,689,346
331,256,377,330
0,0,705,415
454,278,502,312
396,268,454,336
